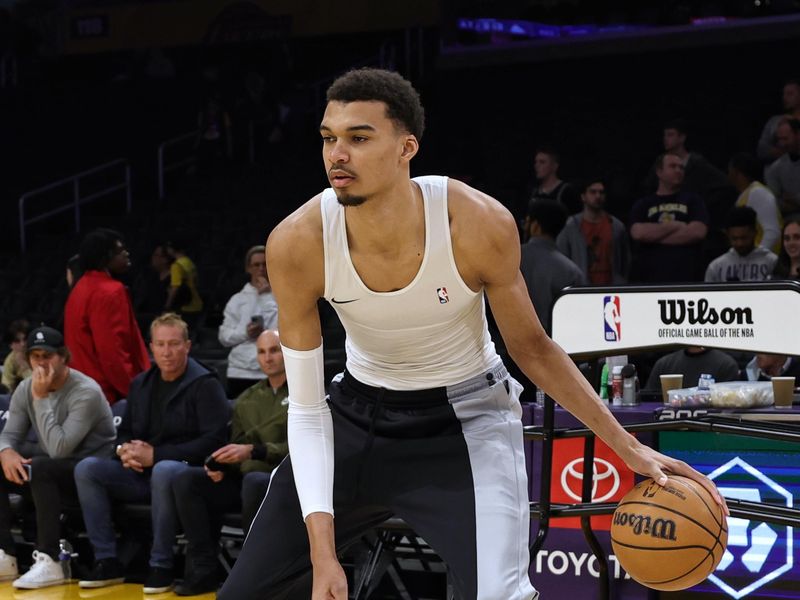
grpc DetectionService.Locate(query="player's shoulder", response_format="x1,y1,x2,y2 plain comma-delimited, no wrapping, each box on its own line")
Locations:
267,193,324,262
446,178,517,240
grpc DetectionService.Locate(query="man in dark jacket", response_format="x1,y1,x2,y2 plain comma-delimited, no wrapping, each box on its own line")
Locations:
171,329,289,595
74,313,230,594
64,228,150,403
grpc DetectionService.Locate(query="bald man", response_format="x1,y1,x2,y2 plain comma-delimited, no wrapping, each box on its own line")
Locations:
172,330,289,596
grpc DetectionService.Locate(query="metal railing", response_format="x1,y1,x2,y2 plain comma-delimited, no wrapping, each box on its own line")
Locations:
18,159,131,252
157,130,197,200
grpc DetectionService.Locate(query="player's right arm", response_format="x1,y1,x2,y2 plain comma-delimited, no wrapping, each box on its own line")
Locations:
266,196,347,599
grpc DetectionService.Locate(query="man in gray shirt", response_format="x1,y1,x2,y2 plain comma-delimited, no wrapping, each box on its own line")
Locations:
0,326,115,589
765,118,800,217
705,206,777,282
520,199,586,334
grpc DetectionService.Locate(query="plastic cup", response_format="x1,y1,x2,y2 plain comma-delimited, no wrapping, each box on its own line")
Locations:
660,374,684,404
772,376,795,408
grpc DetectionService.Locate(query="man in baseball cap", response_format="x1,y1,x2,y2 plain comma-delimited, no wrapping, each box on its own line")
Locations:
0,325,115,589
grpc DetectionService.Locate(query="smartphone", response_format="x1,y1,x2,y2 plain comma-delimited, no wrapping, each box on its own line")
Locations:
204,455,224,472
22,464,31,482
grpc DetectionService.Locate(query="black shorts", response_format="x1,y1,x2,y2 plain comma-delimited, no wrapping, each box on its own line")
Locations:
217,364,538,600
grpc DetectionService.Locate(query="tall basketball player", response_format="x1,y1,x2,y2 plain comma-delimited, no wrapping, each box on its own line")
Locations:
217,68,727,600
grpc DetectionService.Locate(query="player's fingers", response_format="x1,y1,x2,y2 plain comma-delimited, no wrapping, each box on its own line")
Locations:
665,460,729,516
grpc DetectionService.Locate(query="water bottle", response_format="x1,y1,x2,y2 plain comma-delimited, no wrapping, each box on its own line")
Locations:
58,539,72,580
698,373,715,390
535,386,546,407
621,364,638,406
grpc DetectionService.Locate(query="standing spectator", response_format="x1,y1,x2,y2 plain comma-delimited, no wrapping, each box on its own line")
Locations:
765,118,800,217
195,94,233,176
773,219,800,279
656,118,737,240
630,153,710,283
556,178,630,284
2,320,31,394
218,246,278,398
0,326,115,589
138,244,173,316
520,200,586,333
704,206,777,282
728,152,782,253
526,145,580,221
65,255,81,289
165,237,203,329
757,79,800,163
74,313,229,594
64,229,150,404
172,329,288,596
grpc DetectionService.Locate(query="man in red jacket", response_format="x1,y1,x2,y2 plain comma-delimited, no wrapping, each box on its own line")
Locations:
64,228,150,404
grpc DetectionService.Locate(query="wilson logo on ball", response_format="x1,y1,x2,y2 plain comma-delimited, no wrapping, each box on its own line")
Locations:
612,512,678,541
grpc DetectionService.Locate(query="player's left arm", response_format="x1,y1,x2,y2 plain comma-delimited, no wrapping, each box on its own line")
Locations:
450,181,728,512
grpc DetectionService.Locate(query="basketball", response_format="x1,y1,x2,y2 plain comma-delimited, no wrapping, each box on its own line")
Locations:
610,475,728,591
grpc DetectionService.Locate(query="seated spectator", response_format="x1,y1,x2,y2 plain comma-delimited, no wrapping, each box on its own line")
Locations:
526,145,580,226
773,219,800,279
757,78,800,163
2,320,31,394
520,200,586,333
630,153,710,282
704,206,777,282
743,353,800,381
645,346,740,391
74,313,230,594
218,246,278,397
172,329,288,595
165,237,203,329
195,93,233,176
765,118,800,216
64,228,150,404
728,152,782,253
0,326,115,589
556,178,630,284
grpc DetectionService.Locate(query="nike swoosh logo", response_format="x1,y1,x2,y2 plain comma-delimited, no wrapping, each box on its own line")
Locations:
331,298,359,304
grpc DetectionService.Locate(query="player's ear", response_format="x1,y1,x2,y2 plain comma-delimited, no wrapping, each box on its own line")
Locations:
400,136,419,161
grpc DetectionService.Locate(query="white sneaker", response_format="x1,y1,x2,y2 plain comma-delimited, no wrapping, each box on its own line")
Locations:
0,549,18,581
12,551,66,589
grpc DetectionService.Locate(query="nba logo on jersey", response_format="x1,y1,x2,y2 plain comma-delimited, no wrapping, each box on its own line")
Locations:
437,287,449,304
603,295,621,342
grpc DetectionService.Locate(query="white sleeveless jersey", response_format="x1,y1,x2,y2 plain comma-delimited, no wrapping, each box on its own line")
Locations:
321,175,501,390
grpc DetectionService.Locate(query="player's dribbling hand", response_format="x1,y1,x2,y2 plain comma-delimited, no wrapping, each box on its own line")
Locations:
623,443,729,516
311,558,347,600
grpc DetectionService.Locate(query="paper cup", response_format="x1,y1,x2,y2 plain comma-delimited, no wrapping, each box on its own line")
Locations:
772,376,795,408
660,374,684,404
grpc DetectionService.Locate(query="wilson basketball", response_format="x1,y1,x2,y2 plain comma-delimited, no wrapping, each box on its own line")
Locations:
611,475,728,591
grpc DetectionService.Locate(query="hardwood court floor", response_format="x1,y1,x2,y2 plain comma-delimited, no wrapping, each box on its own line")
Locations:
0,581,216,599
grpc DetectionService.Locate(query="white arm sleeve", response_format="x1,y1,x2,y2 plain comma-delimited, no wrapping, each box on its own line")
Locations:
282,344,334,519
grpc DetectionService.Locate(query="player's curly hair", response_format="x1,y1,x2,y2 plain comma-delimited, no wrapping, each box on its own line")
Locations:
326,68,425,140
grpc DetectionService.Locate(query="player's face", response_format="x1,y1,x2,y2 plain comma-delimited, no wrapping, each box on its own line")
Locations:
581,183,606,210
727,225,755,257
783,222,800,259
320,100,417,206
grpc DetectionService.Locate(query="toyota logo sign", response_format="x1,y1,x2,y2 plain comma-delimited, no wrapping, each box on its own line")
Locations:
560,457,621,503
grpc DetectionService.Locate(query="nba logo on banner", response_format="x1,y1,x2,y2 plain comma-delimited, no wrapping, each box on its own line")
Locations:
603,295,621,341
437,287,449,304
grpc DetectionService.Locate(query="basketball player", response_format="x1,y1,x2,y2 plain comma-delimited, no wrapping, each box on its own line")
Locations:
217,68,727,600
